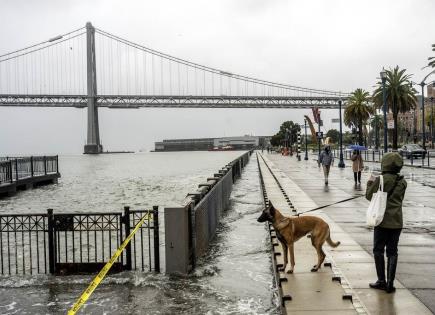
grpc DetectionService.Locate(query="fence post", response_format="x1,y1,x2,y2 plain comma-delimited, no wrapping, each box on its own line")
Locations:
428,152,430,168
56,155,59,174
153,205,160,273
411,154,414,166
47,208,56,274
15,159,18,181
9,160,13,183
44,156,47,175
123,206,132,271
30,156,34,177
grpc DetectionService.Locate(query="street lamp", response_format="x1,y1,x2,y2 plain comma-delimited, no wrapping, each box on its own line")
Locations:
285,128,290,155
338,98,345,168
419,71,435,151
380,69,388,153
420,81,427,150
317,114,321,164
373,113,380,150
410,82,418,144
304,119,309,160
431,96,434,149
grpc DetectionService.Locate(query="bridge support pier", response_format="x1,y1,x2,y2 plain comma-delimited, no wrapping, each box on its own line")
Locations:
84,22,103,154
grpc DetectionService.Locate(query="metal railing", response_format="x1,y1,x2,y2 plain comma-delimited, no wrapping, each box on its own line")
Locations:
164,150,253,274
0,156,59,184
332,149,433,168
0,207,159,275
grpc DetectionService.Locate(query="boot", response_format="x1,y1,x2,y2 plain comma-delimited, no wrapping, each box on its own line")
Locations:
369,254,386,290
386,256,398,293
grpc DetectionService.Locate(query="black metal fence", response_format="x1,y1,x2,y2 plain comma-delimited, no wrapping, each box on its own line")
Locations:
0,213,49,275
332,149,433,168
0,156,59,184
164,150,253,274
0,207,159,276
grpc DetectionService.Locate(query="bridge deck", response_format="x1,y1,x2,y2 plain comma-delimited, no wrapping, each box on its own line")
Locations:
0,94,345,108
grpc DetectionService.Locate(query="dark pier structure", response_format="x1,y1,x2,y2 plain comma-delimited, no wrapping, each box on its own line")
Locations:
0,156,60,197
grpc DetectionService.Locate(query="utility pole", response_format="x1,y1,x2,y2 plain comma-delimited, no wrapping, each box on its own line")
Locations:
338,99,345,168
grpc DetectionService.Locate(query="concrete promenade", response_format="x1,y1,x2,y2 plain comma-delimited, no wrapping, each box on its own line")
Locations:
259,152,434,315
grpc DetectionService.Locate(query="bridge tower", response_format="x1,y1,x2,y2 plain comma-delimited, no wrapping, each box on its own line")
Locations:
83,22,103,154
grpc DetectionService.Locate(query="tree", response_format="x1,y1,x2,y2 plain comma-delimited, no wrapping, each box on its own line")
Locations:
326,129,340,144
270,121,301,147
370,114,383,149
372,66,417,150
344,89,374,145
343,131,354,145
428,43,435,68
270,134,281,147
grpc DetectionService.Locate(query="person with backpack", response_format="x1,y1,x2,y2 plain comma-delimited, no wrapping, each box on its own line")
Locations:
319,145,334,185
366,152,407,293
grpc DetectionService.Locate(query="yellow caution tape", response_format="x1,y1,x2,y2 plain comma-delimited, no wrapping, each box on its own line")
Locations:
67,213,151,315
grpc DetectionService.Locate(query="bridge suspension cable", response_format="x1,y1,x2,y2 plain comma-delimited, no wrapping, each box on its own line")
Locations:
0,27,87,95
94,27,346,97
0,23,349,101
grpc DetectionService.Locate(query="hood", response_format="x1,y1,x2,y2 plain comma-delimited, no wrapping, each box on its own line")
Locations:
381,152,403,173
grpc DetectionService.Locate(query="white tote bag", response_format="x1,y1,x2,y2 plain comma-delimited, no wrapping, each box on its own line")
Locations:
366,175,388,227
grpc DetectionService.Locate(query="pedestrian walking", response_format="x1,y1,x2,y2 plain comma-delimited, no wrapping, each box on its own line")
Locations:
351,150,364,187
366,152,407,293
319,145,334,185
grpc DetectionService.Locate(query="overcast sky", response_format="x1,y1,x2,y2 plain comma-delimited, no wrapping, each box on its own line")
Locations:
1,0,434,154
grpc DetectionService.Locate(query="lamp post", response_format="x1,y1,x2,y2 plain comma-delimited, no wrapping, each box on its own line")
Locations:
374,114,380,150
285,128,290,155
420,82,427,151
419,71,435,150
410,82,418,144
317,115,321,164
338,99,345,168
380,69,388,153
304,119,309,160
431,96,434,149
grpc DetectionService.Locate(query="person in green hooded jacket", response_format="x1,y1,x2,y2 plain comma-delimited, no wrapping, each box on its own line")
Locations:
366,152,407,293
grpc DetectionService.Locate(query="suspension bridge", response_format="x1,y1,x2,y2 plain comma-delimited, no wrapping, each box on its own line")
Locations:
0,22,348,153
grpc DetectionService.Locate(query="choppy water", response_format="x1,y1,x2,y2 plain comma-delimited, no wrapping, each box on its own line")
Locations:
0,152,278,314
0,151,244,213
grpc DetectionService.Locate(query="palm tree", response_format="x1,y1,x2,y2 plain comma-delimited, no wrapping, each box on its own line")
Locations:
372,66,417,150
344,89,374,145
370,114,383,150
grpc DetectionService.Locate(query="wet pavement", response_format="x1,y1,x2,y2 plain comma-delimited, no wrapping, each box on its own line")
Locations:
265,152,435,314
257,154,361,314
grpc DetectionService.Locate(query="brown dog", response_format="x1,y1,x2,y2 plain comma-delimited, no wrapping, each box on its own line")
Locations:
257,202,340,273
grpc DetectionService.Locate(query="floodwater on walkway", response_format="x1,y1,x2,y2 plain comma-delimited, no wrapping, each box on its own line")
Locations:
0,152,278,314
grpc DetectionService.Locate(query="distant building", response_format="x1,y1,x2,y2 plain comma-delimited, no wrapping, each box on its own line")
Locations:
154,136,271,151
384,84,435,143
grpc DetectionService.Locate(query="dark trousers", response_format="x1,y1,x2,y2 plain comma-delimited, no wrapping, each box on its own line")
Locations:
353,171,361,183
373,226,402,257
